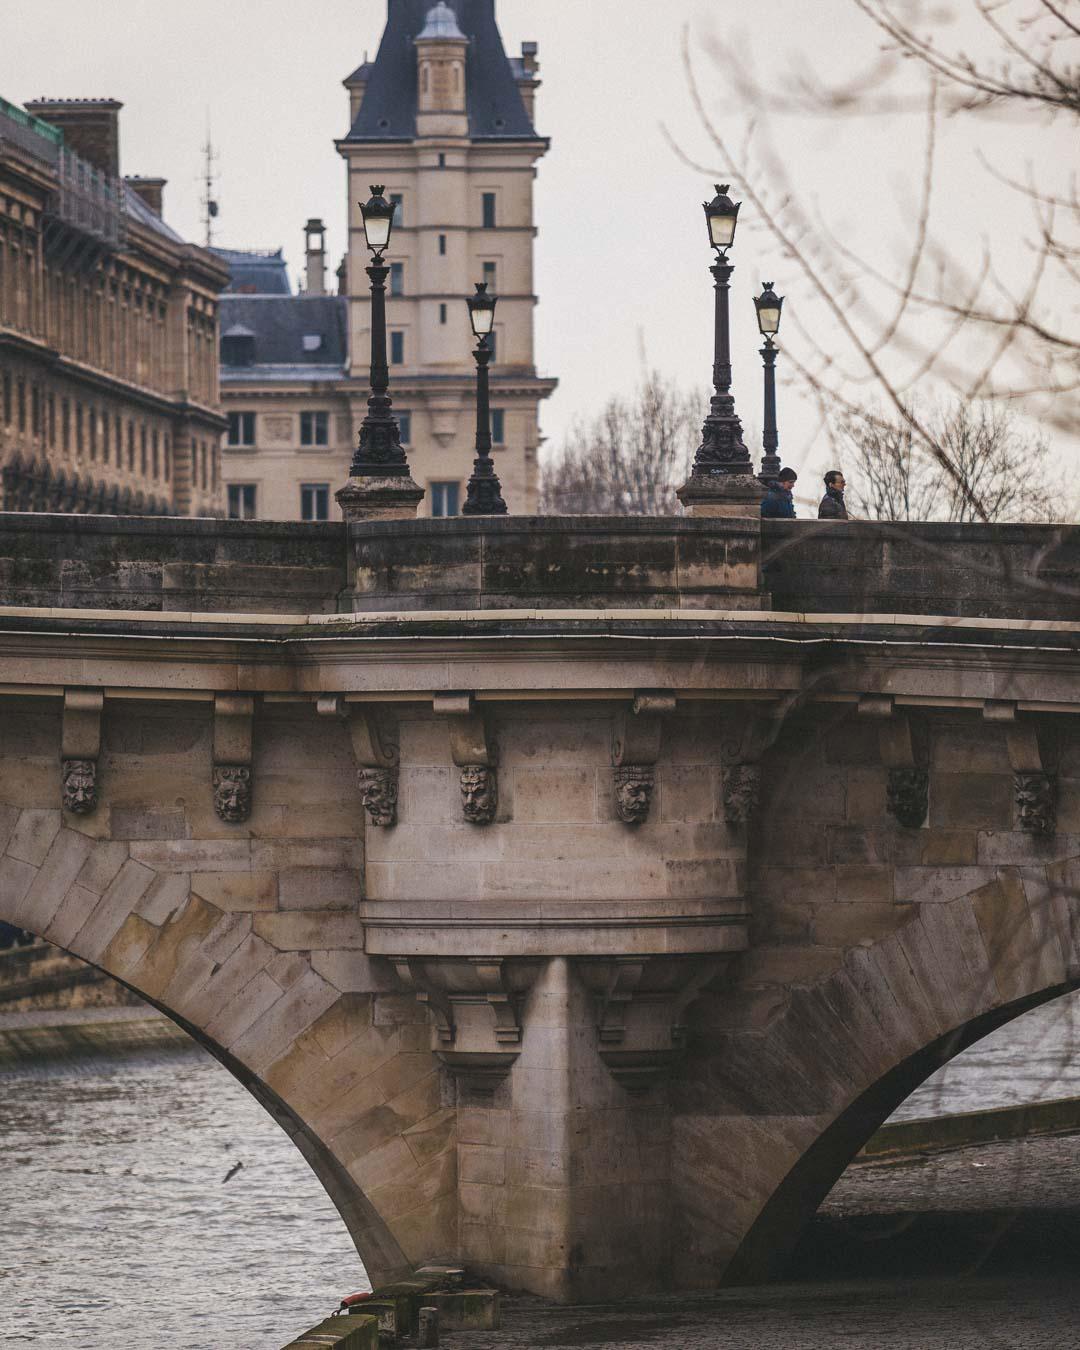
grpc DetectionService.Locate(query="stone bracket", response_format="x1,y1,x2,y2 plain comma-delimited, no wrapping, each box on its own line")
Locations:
390,957,533,1093
860,698,929,829
61,688,103,816
720,709,778,825
611,691,674,826
213,694,255,824
580,956,729,1093
346,706,400,828
993,707,1058,835
434,693,498,825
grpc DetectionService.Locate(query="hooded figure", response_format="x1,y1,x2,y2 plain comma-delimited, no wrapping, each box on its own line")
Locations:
761,468,798,518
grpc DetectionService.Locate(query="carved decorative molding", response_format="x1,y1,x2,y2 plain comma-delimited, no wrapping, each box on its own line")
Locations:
61,688,103,816
348,707,400,828
886,768,930,829
863,702,930,830
434,693,498,826
213,695,255,824
1004,719,1058,835
720,711,776,826
611,692,674,827
579,956,728,1093
391,957,538,1093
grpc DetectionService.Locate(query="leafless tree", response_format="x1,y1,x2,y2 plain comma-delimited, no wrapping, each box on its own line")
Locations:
539,373,704,516
671,0,1080,521
843,399,1065,521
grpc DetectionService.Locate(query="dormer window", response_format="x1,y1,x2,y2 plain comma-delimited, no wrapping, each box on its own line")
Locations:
221,324,256,367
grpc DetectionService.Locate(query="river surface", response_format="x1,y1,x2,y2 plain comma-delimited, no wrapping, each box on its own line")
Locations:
3,991,1080,1349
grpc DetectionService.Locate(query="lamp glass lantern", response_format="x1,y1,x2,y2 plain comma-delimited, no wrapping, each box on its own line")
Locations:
468,281,497,339
704,183,741,251
754,282,784,338
360,185,395,255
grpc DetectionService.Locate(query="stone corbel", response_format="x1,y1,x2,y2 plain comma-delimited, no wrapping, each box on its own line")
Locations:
390,957,538,1093
859,696,928,829
434,693,498,826
580,956,729,1093
611,692,675,825
988,703,1058,835
720,710,778,825
348,707,400,827
213,694,255,824
61,689,103,816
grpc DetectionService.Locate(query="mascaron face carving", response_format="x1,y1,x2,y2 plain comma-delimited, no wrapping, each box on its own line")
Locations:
461,765,498,826
213,765,253,824
722,763,761,825
1015,772,1056,836
614,766,655,826
357,767,399,827
62,758,98,816
887,768,929,829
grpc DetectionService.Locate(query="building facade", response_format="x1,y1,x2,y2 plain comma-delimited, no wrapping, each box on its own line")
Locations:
0,97,228,517
220,0,555,522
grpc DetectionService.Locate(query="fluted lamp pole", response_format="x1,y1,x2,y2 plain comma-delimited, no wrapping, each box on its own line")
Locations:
677,186,764,517
462,283,507,516
755,282,784,483
336,187,424,522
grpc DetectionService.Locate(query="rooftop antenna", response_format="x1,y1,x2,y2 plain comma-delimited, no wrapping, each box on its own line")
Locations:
201,115,220,248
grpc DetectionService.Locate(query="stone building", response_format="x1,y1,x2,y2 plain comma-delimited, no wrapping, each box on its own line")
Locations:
0,96,228,516
219,0,556,522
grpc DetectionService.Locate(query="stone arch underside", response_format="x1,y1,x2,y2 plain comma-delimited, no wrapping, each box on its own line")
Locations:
673,871,1080,1288
0,693,458,1294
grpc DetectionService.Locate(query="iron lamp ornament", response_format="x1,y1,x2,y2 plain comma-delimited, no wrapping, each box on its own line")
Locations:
704,183,741,253
359,184,395,257
754,282,784,339
462,283,508,516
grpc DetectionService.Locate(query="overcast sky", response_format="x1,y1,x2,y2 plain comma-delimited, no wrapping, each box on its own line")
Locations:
2,0,1069,485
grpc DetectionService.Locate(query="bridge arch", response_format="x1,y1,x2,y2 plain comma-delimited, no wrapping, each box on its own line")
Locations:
676,871,1080,1288
0,788,415,1296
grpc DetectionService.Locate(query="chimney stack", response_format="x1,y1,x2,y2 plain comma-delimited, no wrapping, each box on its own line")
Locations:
25,98,123,176
305,218,327,297
126,176,167,216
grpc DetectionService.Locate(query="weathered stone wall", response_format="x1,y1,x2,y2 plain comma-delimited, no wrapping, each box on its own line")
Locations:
671,705,1080,1287
763,518,1080,619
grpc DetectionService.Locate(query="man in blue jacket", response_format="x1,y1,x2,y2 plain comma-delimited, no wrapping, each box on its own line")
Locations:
761,467,798,518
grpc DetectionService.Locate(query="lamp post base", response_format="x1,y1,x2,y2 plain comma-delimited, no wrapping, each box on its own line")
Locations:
676,472,766,519
336,475,425,523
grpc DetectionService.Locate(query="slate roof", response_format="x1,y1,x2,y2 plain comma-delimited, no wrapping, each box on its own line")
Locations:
344,0,540,143
122,183,185,244
211,247,293,295
219,295,347,372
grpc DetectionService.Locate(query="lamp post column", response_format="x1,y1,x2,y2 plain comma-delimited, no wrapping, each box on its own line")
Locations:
462,337,507,515
760,339,781,483
336,185,423,523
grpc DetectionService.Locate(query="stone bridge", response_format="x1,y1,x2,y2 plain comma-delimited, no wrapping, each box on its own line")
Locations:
3,509,1080,1301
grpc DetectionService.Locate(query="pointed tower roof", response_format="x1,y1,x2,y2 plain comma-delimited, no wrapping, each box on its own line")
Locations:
417,1,467,40
343,0,541,143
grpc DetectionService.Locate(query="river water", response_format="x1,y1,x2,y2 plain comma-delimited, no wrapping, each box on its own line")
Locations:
3,991,1080,1348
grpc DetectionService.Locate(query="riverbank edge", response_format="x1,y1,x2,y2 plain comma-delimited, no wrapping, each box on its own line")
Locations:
860,1095,1080,1160
0,1007,189,1063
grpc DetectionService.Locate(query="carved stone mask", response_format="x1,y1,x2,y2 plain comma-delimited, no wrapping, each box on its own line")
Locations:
886,768,929,830
358,767,398,827
213,765,253,824
723,763,761,825
62,758,98,816
461,765,498,825
614,766,654,825
1015,772,1056,836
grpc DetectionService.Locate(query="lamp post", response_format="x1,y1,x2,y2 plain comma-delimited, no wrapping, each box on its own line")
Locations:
685,185,755,479
754,282,784,483
347,185,410,478
462,283,507,516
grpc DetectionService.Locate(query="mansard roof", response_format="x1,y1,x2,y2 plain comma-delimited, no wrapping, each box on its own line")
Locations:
219,294,347,372
344,0,540,143
211,247,292,296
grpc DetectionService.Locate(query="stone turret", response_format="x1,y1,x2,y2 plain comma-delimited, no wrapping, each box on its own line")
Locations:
415,1,470,138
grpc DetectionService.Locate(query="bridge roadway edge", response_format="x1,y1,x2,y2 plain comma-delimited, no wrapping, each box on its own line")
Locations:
0,511,1078,1301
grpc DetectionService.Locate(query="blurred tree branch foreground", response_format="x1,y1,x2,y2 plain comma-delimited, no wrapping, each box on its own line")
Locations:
678,0,1079,522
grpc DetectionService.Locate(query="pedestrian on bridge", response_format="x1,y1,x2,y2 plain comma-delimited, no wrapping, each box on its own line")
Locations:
818,470,849,519
761,468,798,518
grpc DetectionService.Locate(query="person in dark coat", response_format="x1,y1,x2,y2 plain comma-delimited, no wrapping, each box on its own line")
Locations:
761,468,798,518
818,470,849,519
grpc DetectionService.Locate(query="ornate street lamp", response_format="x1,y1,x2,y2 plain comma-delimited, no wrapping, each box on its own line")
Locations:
685,185,755,480
347,186,410,478
462,283,507,516
755,282,784,482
